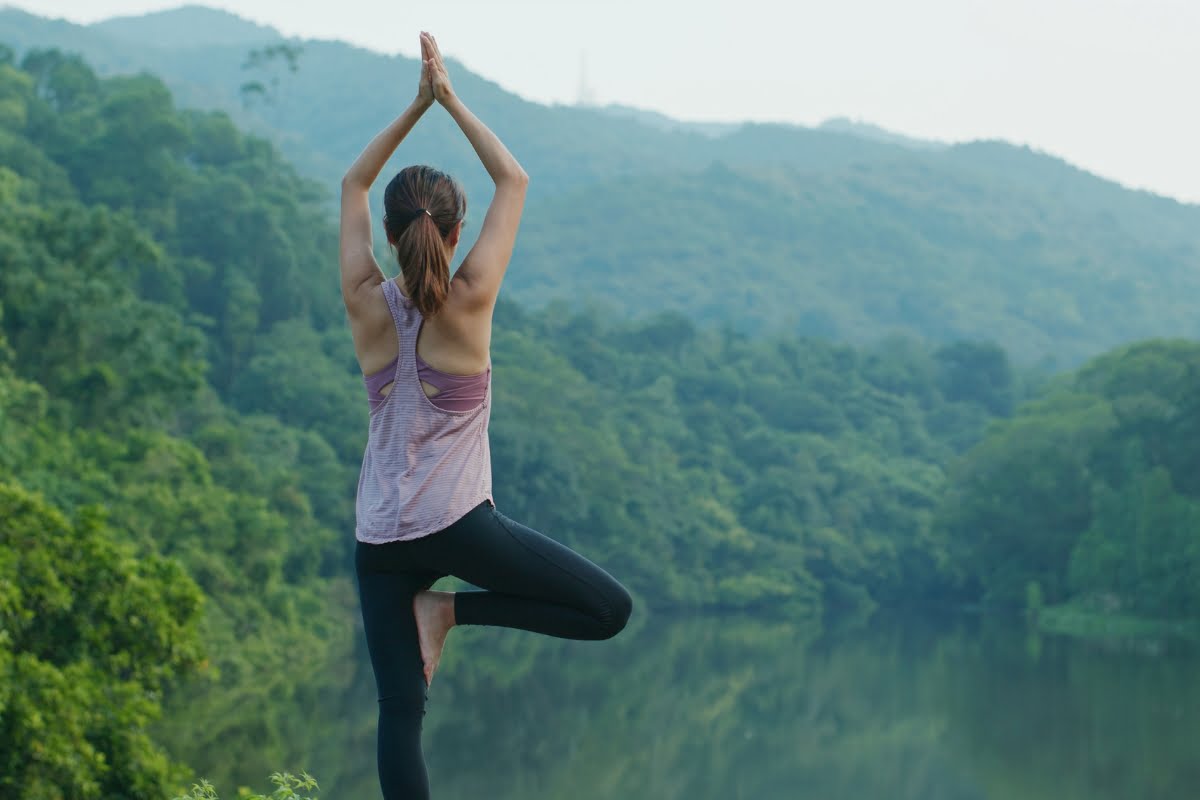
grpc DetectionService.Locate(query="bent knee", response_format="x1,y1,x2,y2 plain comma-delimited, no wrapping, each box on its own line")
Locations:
601,582,633,639
377,685,428,721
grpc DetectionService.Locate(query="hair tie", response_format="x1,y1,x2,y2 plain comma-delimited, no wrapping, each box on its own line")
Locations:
397,207,434,229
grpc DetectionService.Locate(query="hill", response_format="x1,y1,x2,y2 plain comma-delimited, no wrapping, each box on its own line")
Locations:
1,5,1198,363
818,117,944,150
93,4,279,47
516,154,1200,361
0,6,905,194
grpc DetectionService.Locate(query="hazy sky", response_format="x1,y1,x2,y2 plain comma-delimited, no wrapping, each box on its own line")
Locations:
9,0,1200,203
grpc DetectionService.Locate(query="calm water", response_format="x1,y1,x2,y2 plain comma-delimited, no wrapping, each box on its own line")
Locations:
165,613,1200,800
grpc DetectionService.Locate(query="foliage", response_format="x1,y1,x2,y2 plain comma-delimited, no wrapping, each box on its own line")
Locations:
512,158,1200,363
0,53,353,797
1035,602,1200,642
0,480,203,800
937,340,1200,616
0,50,1043,793
240,44,303,109
0,39,1196,799
0,51,1022,624
3,7,1199,364
484,308,1018,614
173,772,318,800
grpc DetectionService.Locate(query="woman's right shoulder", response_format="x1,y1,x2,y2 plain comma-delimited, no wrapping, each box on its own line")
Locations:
349,280,405,373
347,278,397,333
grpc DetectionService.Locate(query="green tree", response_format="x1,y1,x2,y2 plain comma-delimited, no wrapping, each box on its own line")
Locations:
0,481,204,799
938,340,1200,616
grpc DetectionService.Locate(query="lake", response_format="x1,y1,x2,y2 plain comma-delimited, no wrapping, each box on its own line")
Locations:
163,612,1200,799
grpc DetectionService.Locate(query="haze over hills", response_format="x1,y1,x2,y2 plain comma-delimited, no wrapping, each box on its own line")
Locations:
818,117,944,151
0,5,912,193
2,4,1197,362
92,3,278,47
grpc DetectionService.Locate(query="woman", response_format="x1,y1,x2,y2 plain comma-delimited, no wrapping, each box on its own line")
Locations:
340,32,632,799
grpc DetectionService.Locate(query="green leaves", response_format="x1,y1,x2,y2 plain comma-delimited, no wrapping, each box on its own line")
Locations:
938,340,1200,615
483,306,1017,615
0,65,351,784
0,481,204,799
172,772,319,800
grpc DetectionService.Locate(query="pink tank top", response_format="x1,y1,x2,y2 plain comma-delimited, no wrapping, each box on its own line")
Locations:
364,351,489,412
355,280,494,543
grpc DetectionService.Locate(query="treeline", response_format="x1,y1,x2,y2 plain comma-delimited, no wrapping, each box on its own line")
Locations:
938,339,1200,618
1,47,1198,798
485,306,1017,615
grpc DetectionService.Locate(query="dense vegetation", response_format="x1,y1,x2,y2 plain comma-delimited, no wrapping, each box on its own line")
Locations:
0,47,1017,619
0,48,353,796
0,477,202,799
0,37,1197,799
2,6,1199,363
938,339,1200,618
514,154,1200,362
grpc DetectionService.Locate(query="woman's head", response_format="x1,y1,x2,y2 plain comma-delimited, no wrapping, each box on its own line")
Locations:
383,165,467,316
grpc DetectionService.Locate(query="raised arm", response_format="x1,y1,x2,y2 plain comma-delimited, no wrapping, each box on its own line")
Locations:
339,54,434,313
423,33,528,313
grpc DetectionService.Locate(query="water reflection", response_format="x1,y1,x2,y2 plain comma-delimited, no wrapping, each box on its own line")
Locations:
163,613,1200,799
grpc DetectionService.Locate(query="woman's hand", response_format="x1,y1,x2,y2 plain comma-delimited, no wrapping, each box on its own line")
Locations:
416,43,434,106
421,32,455,104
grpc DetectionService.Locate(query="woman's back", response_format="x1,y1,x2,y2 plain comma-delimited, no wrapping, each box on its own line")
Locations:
355,277,493,406
340,32,527,545
356,280,493,544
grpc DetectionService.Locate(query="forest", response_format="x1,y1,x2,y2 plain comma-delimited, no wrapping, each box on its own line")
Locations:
2,5,1200,364
0,39,1197,800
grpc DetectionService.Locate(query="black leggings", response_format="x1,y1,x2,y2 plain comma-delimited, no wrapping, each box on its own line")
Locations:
355,501,633,800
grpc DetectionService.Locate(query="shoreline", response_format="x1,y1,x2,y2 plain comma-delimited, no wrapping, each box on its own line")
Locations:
1037,603,1200,644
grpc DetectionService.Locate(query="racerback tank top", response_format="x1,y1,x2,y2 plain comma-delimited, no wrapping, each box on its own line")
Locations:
355,279,493,543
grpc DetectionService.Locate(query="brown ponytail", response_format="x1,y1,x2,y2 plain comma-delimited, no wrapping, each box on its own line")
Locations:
383,165,467,317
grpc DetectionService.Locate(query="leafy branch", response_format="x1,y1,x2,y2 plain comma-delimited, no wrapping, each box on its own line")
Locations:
173,772,319,800
239,44,303,108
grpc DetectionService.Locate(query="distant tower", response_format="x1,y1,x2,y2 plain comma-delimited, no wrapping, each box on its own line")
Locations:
577,52,597,107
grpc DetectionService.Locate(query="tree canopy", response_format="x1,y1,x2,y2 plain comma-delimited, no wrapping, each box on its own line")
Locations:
0,43,1197,798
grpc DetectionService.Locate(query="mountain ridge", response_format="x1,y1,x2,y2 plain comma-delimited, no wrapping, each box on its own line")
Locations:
2,4,1197,365
0,6,978,173
2,5,1183,204
93,3,284,48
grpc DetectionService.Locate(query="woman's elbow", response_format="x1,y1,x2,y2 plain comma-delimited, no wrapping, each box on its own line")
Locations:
500,167,529,188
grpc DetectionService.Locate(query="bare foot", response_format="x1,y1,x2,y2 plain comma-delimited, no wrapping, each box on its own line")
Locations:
413,590,455,686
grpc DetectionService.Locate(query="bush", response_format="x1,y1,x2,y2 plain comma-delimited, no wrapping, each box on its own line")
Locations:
172,772,319,800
